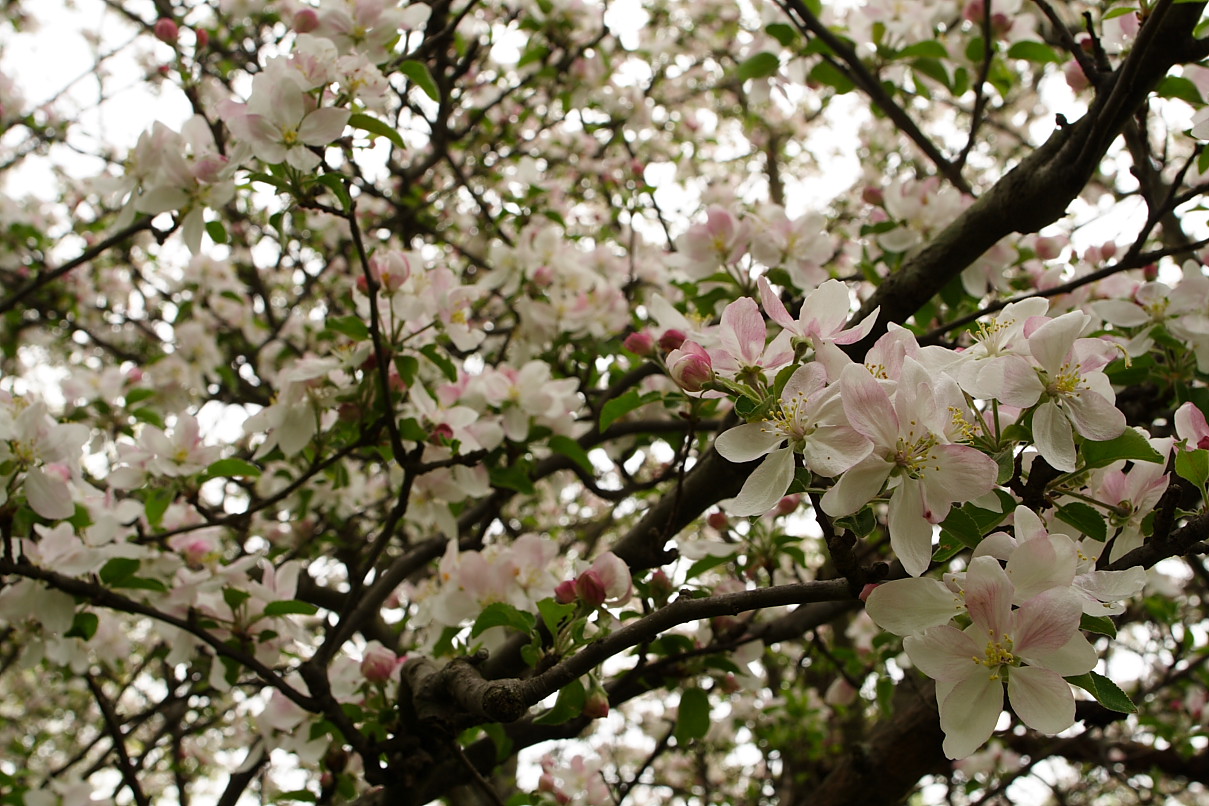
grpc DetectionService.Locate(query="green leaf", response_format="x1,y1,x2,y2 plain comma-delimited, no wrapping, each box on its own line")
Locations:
1006,40,1063,63
420,343,458,383
99,557,140,586
1157,75,1202,105
684,551,736,581
144,486,174,528
939,506,986,550
808,60,855,93
1103,6,1140,20
205,458,262,479
1066,671,1137,714
1055,502,1108,542
205,219,229,245
599,389,658,431
471,602,537,638
765,22,798,47
736,52,780,82
490,464,536,495
347,112,406,151
537,597,577,634
1176,448,1209,488
1081,429,1163,469
675,688,711,744
263,600,320,617
1080,613,1117,638
310,173,352,211
400,60,440,102
549,435,594,475
327,314,371,341
897,41,949,60
517,44,550,69
65,612,99,641
533,677,585,725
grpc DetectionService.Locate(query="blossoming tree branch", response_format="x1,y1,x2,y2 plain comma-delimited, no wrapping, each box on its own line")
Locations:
3,0,1209,803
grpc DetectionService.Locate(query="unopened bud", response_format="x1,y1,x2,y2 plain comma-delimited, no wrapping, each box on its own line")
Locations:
859,583,879,602
360,644,402,683
706,511,729,531
575,570,607,607
554,579,577,604
583,689,609,719
649,569,674,601
154,18,179,44
775,494,801,516
293,8,320,33
658,329,687,352
623,330,655,356
194,28,210,48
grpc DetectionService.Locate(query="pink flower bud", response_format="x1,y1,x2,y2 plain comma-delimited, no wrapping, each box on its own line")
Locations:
575,570,607,607
531,265,554,286
1099,241,1117,260
706,511,729,531
666,341,714,393
554,579,578,604
962,1,984,24
1065,59,1090,92
623,330,656,356
658,329,687,352
583,689,609,719
859,583,879,602
861,186,885,206
194,28,210,48
720,673,741,694
154,18,179,44
1033,235,1064,261
361,643,402,683
1143,263,1159,281
775,494,801,517
649,569,673,601
429,423,454,444
293,8,320,33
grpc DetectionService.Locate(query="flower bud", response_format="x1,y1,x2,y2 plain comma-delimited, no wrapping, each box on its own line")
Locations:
361,642,402,683
859,583,879,602
194,28,210,48
706,511,729,531
554,579,578,604
531,265,555,287
775,494,801,517
623,330,655,357
293,8,320,33
658,329,687,352
154,18,179,44
583,689,609,719
666,341,713,393
575,570,607,607
649,569,674,602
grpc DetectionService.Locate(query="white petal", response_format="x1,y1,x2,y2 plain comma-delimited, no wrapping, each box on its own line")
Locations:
25,468,75,521
721,448,795,517
715,422,783,463
1007,666,1075,734
939,673,1003,759
865,578,962,635
1033,401,1076,472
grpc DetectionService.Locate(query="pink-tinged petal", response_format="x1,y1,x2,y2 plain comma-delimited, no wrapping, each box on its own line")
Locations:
905,625,983,682
1033,400,1076,472
834,306,880,345
803,425,873,478
1023,630,1098,676
722,447,795,517
1007,666,1075,734
1006,533,1077,600
1012,587,1083,655
1175,402,1209,449
1075,567,1146,611
799,279,852,338
25,468,74,520
820,456,892,517
1091,299,1150,327
939,672,1003,759
758,275,794,330
1028,311,1088,374
838,363,898,446
994,355,1046,408
298,107,351,145
865,578,963,636
719,297,767,367
889,481,935,577
783,362,829,399
715,422,784,462
964,556,1014,638
1013,505,1048,542
971,530,1017,562
1065,392,1126,442
922,445,998,506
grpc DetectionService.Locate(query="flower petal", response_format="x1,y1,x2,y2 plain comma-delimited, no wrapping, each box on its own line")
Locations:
1007,665,1075,734
715,422,783,463
721,448,794,517
939,672,1003,759
865,578,962,636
